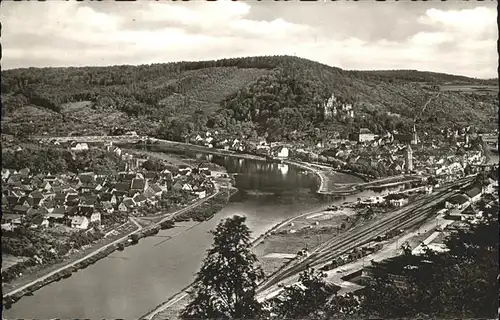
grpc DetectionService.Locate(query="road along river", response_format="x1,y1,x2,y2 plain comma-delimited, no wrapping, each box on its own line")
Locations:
4,152,389,320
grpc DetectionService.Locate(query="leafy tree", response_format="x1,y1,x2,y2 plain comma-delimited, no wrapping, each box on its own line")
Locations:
358,212,498,319
271,268,362,320
141,159,166,172
180,215,265,320
272,268,332,319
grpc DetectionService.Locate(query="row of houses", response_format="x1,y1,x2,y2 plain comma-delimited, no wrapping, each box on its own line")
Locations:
1,160,214,231
360,188,431,208
443,181,497,210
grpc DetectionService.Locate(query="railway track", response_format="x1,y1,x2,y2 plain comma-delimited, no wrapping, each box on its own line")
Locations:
257,176,473,294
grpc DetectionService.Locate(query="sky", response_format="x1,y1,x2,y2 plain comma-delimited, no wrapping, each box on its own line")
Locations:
1,0,498,78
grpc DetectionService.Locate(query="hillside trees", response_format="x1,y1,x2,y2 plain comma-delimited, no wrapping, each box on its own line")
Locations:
2,56,497,141
216,72,328,140
180,215,265,320
270,268,361,320
271,268,333,319
2,146,122,175
358,213,498,319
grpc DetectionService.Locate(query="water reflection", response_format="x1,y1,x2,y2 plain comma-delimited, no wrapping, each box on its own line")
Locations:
4,149,389,319
278,163,289,176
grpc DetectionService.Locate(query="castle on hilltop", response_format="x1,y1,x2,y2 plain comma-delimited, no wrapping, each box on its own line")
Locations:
322,93,354,120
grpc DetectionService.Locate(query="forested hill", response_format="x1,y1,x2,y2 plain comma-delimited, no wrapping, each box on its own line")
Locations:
1,55,498,142
347,69,498,85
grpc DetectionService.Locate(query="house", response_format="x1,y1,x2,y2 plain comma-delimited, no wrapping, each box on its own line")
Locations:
101,193,118,205
118,202,128,212
7,174,21,184
389,198,408,207
161,169,173,180
19,196,37,208
2,213,23,225
178,166,192,176
82,195,98,207
2,193,9,209
113,147,122,157
67,205,79,216
144,171,158,181
143,188,156,199
148,183,164,198
357,128,377,143
193,134,203,143
54,192,69,205
43,175,58,183
66,194,80,206
133,193,147,206
94,184,103,193
182,183,193,191
465,187,482,203
393,134,413,145
13,205,30,215
71,143,89,151
445,194,470,210
88,212,101,224
256,140,270,151
122,197,136,209
42,200,55,213
276,146,289,159
172,180,184,191
118,172,137,181
19,168,31,177
389,162,403,173
47,211,66,223
2,168,13,180
41,181,52,192
101,201,115,214
30,215,50,229
79,184,96,194
71,216,89,230
194,190,207,199
114,182,131,197
78,204,94,217
52,185,63,194
29,190,44,201
363,196,385,205
387,194,409,207
130,178,147,192
423,185,433,194
79,173,96,184
52,206,67,216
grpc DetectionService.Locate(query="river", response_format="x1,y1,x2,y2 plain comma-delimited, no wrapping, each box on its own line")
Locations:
4,153,389,319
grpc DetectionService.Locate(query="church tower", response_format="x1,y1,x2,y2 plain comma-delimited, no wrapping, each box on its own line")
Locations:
411,124,419,145
405,144,413,172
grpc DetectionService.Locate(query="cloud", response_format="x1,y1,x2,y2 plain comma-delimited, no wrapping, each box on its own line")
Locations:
1,1,497,78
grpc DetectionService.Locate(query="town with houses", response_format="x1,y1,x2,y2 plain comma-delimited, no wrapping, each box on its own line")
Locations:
1,141,216,234
2,88,498,316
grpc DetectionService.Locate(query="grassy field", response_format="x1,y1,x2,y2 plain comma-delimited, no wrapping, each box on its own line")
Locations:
439,84,499,95
326,171,365,186
2,221,137,293
1,254,30,272
253,210,354,276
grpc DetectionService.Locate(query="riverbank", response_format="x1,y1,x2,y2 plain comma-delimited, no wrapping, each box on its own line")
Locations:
142,159,367,320
254,206,360,275
2,178,234,309
2,218,142,308
132,139,371,198
283,159,365,195
2,219,138,291
126,139,268,163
